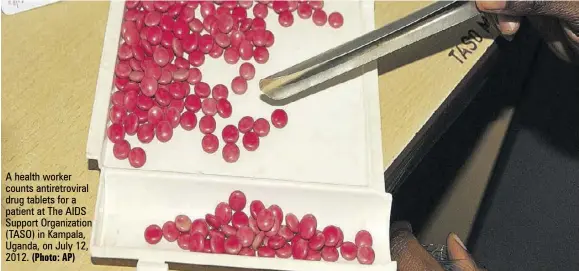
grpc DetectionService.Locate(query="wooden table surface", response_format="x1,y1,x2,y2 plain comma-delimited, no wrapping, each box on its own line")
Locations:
1,1,495,270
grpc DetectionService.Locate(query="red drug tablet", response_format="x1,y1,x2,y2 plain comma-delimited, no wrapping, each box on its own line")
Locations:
308,231,326,251
242,131,259,151
265,218,281,237
155,121,173,142
202,133,219,153
271,109,288,128
306,249,322,261
252,231,265,250
328,12,344,29
297,3,313,19
144,224,163,244
321,246,339,262
322,225,340,247
210,232,226,254
253,47,269,64
229,190,247,211
232,211,249,229
107,123,125,143
140,77,159,97
257,247,275,257
253,3,268,18
222,125,239,143
248,217,260,234
190,218,209,237
236,226,255,247
199,115,217,134
175,215,192,232
276,243,292,258
162,221,180,242
292,238,309,259
231,76,248,95
177,233,191,250
212,84,229,100
123,113,139,135
312,9,327,26
111,91,125,107
285,213,300,233
253,118,270,137
222,224,238,237
188,50,205,67
224,47,240,64
202,238,213,253
310,1,324,10
136,94,155,111
202,98,218,116
188,68,202,84
113,140,131,160
340,241,358,261
224,235,242,255
278,226,294,241
180,111,197,131
137,123,155,143
189,232,205,252
194,82,211,98
184,94,202,112
357,246,375,264
355,230,373,247
165,107,181,128
239,62,255,80
205,214,222,229
215,202,233,224
239,247,255,256
154,88,172,107
109,105,125,124
272,0,289,13
216,99,233,119
267,235,285,250
256,209,275,231
299,214,317,240
222,143,240,163
250,200,265,219
128,147,146,168
238,116,254,133
268,205,283,222
278,11,294,27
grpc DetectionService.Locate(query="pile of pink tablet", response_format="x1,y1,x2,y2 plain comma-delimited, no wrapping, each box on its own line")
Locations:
144,190,375,264
106,0,344,168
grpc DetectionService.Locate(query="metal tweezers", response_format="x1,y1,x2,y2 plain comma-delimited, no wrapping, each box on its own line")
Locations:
259,1,498,100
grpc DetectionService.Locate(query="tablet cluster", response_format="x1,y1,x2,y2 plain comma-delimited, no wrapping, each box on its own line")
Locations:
107,0,344,168
144,190,375,264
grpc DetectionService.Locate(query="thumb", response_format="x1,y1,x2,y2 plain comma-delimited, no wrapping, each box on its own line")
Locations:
445,233,485,271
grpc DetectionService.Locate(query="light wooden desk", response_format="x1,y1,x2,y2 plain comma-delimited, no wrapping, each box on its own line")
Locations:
1,2,495,270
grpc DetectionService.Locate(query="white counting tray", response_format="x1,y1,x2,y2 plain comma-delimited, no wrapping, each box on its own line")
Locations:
86,1,396,271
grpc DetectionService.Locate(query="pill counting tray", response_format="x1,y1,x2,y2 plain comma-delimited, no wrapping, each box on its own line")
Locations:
86,1,395,271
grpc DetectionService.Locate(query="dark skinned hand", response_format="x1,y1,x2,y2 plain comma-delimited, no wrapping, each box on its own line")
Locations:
477,0,579,64
391,2,578,270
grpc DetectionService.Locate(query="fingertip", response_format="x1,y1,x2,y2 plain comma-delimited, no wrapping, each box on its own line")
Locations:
476,0,507,12
497,15,521,36
561,22,579,44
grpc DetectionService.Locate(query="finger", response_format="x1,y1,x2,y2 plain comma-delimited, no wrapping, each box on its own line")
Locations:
390,221,445,271
562,22,579,45
446,233,481,271
497,14,521,35
477,0,579,31
528,16,579,64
